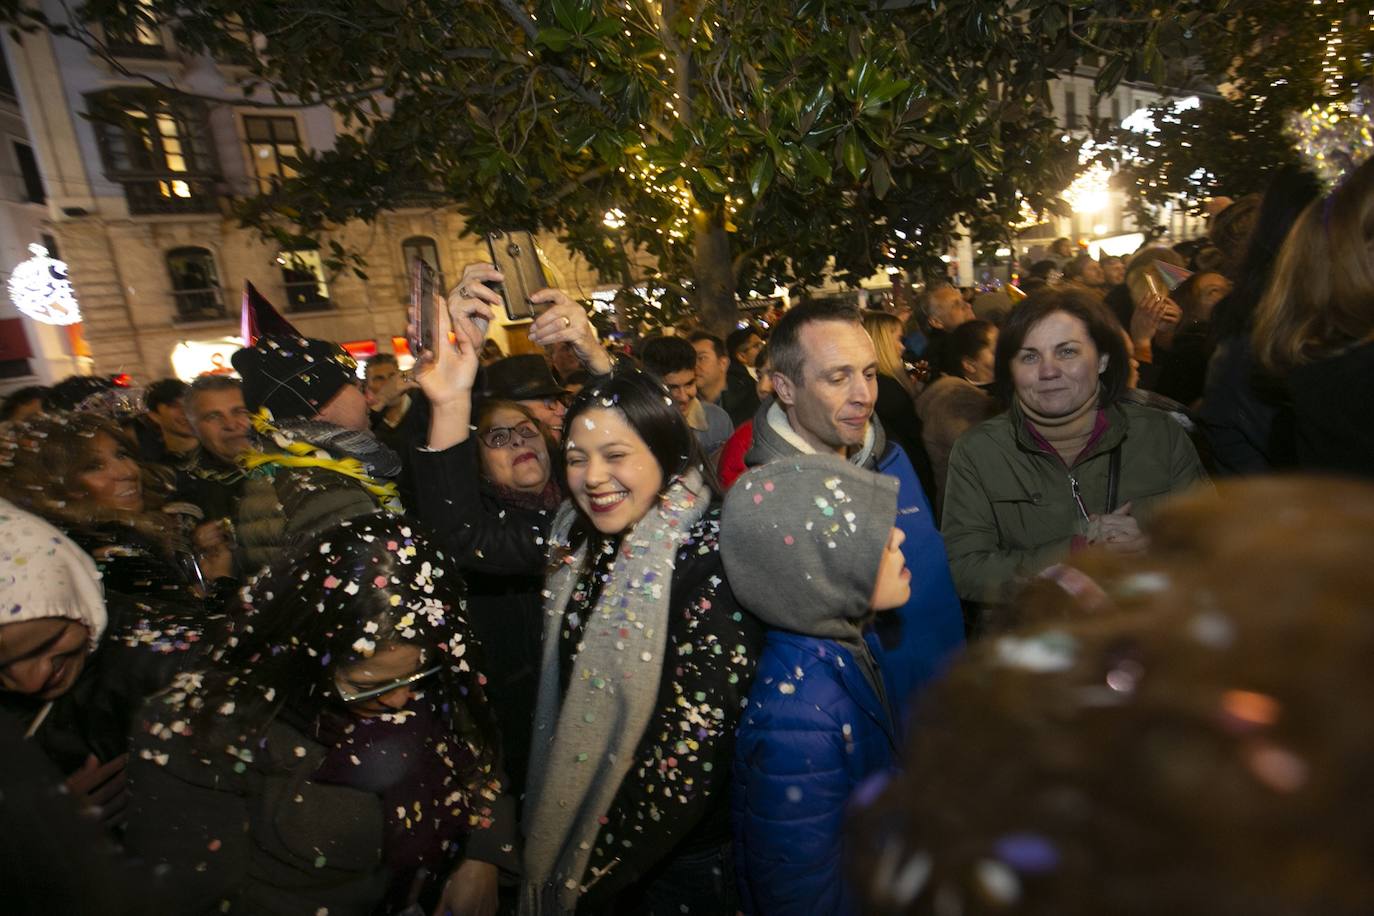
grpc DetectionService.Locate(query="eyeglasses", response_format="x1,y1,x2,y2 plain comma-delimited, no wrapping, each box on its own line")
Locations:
335,665,442,704
480,421,541,449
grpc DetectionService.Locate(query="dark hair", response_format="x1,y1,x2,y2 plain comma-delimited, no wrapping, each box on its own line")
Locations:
1029,259,1060,280
639,335,696,378
754,342,771,371
1063,254,1099,281
1212,166,1324,339
993,289,1129,409
162,514,500,786
144,378,189,412
0,385,48,421
365,353,399,374
768,300,862,382
689,330,727,360
558,371,708,539
725,326,761,362
44,375,116,411
183,375,243,417
929,319,996,380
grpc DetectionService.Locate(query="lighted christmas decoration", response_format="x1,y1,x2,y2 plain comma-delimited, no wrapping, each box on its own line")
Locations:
1288,81,1374,186
8,243,81,325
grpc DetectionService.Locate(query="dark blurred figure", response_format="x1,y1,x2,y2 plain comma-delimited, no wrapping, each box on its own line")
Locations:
1253,157,1374,479
135,378,196,469
852,476,1374,916
1200,166,1323,475
0,384,48,425
723,326,765,425
916,320,998,519
363,353,430,507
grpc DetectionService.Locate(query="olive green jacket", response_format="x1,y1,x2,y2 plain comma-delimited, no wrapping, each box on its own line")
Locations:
942,400,1207,604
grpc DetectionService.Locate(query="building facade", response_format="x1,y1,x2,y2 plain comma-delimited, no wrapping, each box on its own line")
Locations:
1,9,606,385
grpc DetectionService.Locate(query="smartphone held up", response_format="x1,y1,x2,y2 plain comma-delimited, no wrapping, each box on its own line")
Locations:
408,257,438,366
486,230,548,322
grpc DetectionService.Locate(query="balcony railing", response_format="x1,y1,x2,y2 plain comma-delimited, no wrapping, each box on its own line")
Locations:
122,178,218,215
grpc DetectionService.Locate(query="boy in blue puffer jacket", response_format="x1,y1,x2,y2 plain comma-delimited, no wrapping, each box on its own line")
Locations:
721,454,911,915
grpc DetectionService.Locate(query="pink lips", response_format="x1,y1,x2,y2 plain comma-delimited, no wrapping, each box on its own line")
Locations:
512,451,537,466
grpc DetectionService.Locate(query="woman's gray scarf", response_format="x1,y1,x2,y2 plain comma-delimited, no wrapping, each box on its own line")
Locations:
520,468,711,914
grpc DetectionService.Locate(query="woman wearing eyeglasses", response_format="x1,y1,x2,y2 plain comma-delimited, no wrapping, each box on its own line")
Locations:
413,266,607,802
124,513,513,916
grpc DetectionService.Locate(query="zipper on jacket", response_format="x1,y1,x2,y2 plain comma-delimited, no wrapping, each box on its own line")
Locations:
1068,472,1090,523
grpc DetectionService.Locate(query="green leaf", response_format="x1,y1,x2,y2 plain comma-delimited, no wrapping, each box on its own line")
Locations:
749,153,775,198
583,18,622,41
798,145,832,182
534,27,573,52
909,131,951,150
871,155,892,199
841,130,866,180
867,78,910,109
698,167,728,194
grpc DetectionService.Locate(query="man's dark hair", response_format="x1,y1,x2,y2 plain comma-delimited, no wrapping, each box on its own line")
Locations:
145,378,189,412
768,300,862,383
366,353,399,374
992,288,1130,409
725,326,760,362
183,375,244,418
639,335,696,379
688,330,726,360
0,385,48,422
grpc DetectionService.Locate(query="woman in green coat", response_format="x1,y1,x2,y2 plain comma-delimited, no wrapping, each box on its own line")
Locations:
942,289,1207,606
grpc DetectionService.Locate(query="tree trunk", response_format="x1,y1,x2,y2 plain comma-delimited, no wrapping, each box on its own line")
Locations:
692,209,738,335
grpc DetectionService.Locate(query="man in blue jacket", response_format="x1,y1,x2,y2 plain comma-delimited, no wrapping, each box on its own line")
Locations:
743,300,964,724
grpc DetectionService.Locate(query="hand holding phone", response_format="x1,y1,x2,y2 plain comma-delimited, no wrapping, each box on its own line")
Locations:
486,230,548,322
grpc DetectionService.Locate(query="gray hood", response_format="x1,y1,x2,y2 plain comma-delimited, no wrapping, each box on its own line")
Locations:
721,454,898,639
744,397,886,471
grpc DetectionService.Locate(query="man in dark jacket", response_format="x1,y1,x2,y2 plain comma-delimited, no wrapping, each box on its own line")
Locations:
175,375,252,523
230,335,401,573
722,326,764,425
743,300,964,726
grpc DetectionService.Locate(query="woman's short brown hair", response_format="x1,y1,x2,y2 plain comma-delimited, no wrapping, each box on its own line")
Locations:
992,288,1130,409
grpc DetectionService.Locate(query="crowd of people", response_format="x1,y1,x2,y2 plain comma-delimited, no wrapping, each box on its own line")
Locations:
2,155,1372,916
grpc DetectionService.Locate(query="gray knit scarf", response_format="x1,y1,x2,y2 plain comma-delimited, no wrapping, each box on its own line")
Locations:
520,468,711,914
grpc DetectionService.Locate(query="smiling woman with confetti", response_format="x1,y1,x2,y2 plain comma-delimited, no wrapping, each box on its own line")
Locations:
123,514,513,916
519,370,764,915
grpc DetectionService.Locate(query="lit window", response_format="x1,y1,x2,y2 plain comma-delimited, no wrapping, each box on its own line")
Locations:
278,248,331,312
243,116,302,191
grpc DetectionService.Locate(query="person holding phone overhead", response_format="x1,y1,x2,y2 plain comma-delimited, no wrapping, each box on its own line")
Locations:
410,264,611,798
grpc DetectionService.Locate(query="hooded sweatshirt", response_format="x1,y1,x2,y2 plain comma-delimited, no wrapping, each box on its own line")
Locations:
740,398,964,722
721,455,902,916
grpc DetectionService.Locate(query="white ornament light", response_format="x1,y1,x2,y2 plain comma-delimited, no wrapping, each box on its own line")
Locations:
8,243,82,325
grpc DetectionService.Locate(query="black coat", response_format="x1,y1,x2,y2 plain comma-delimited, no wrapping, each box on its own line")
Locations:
1287,340,1374,479
370,391,432,509
720,360,761,427
0,593,223,774
412,438,552,798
